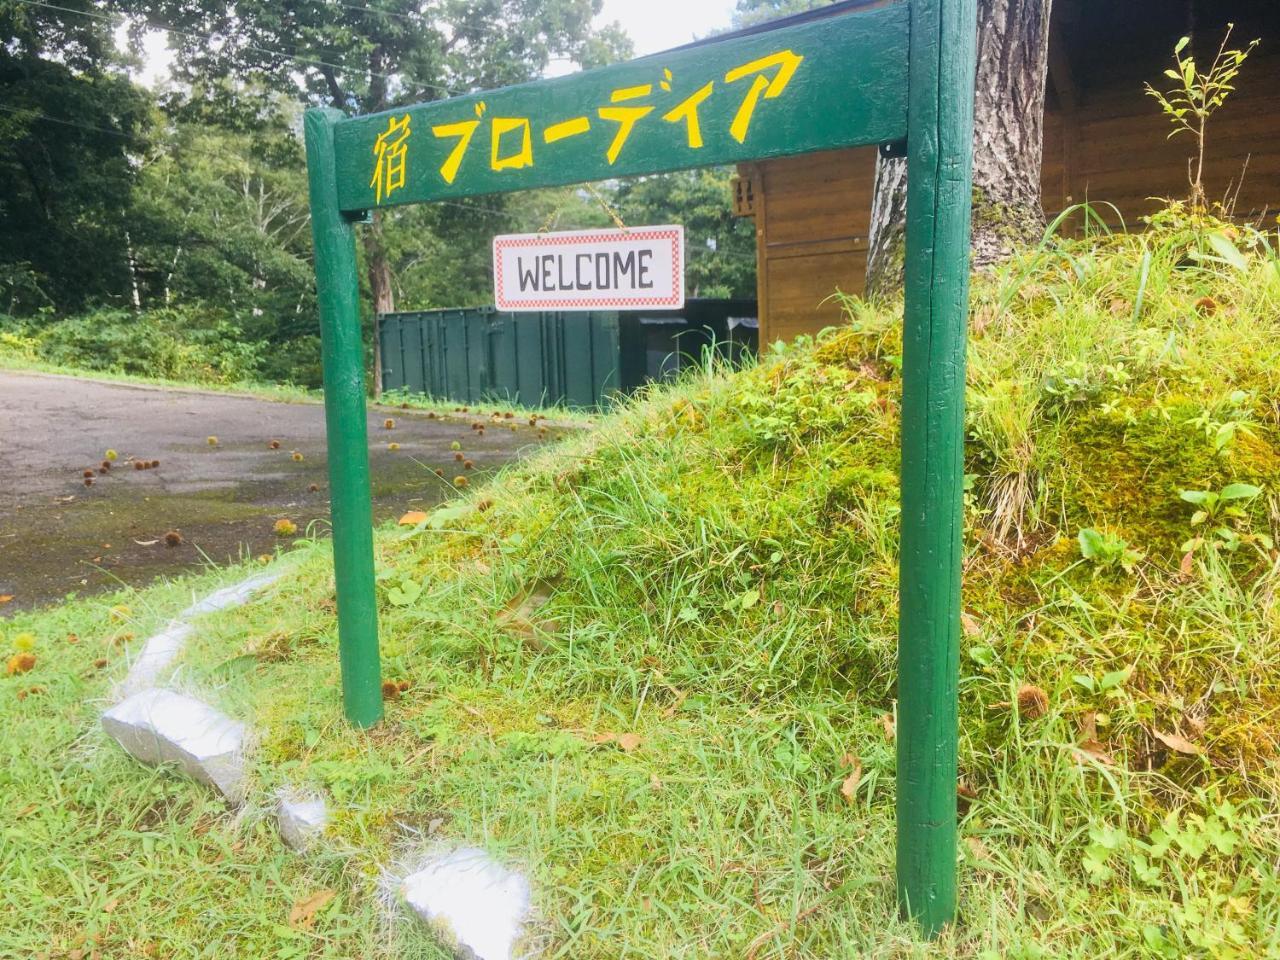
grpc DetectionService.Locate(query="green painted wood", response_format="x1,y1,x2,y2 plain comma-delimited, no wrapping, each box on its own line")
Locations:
897,0,977,936
332,2,908,211
303,107,384,729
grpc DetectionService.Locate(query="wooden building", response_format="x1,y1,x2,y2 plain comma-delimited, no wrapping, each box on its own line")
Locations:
735,0,1280,345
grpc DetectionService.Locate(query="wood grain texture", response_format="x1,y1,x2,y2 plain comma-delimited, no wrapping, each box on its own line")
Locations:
897,0,976,936
331,3,909,211
746,146,878,344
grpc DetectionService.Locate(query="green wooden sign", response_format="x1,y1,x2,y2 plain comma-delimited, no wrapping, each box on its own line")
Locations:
305,0,976,938
333,3,908,211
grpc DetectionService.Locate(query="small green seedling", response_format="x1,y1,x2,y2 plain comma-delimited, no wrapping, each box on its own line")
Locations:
1073,665,1133,698
1078,528,1143,573
1179,482,1261,526
1178,483,1272,559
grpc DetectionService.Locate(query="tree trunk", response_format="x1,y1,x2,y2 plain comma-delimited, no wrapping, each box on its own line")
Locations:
361,210,394,399
866,0,1054,293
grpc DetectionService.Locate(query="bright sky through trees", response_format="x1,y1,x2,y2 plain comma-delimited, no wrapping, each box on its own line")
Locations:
119,0,741,86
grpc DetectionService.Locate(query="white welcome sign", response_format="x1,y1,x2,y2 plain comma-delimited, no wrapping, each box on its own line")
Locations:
492,225,685,312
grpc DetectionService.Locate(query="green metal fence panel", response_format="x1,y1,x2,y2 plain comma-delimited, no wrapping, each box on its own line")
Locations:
378,299,756,409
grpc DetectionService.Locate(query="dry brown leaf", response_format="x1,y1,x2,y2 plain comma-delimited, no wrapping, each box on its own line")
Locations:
6,652,36,675
1079,710,1098,742
839,756,863,804
649,773,663,792
1152,729,1202,756
965,836,991,862
398,510,429,526
593,732,643,752
497,580,557,648
0,595,12,604
1179,550,1196,578
616,732,643,752
878,713,896,741
1074,739,1115,766
960,611,981,637
288,888,335,930
957,781,979,801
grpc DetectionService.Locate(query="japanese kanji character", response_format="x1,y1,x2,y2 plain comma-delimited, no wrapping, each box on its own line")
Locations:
369,114,411,202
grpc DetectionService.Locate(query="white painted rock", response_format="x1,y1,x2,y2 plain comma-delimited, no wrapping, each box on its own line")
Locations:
182,572,281,618
101,689,248,803
402,849,531,960
119,620,194,696
277,790,328,851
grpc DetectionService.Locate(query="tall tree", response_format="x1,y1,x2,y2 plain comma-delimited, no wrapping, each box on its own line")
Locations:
867,0,1053,294
613,170,757,299
0,0,152,313
730,0,828,29
113,0,630,326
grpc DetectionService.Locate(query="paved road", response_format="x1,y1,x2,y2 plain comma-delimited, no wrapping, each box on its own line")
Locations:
0,371,554,613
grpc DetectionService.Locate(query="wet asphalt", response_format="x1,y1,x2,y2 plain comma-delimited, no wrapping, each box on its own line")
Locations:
0,371,558,613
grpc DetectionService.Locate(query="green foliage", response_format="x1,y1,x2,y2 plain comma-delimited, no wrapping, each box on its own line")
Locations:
1077,527,1142,573
730,0,830,29
34,306,264,383
613,169,757,299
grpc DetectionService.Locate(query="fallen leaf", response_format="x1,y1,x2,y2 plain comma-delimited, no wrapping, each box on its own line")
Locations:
839,756,863,804
1179,550,1195,578
960,611,981,637
1074,739,1115,766
878,713,895,741
593,732,643,752
957,780,979,801
288,889,335,930
1152,729,1202,756
6,652,36,675
660,690,688,719
965,836,991,862
0,595,12,604
398,510,429,526
650,773,663,792
1079,710,1098,742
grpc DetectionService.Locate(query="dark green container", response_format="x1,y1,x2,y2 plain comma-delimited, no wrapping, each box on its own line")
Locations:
377,299,757,409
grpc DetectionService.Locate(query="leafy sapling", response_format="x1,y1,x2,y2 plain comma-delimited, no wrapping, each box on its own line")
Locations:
1145,25,1259,210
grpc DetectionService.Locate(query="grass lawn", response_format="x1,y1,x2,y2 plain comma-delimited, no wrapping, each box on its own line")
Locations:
4,218,1280,958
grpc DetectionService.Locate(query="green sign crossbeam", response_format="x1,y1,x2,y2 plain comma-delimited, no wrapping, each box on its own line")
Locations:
333,1,908,212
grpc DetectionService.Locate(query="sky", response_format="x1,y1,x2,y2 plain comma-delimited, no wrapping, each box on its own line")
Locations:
121,0,741,87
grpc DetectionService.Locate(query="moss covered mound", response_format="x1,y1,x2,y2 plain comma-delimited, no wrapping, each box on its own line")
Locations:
8,221,1280,958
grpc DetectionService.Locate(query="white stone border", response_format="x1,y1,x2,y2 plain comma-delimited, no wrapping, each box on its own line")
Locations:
118,571,283,697
99,567,534,959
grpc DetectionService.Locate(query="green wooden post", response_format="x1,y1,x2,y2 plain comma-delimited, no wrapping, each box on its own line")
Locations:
896,0,977,936
304,107,384,729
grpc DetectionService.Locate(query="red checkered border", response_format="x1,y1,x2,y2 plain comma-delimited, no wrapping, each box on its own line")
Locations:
493,228,684,310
